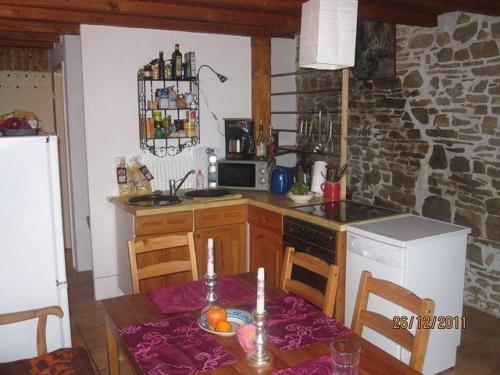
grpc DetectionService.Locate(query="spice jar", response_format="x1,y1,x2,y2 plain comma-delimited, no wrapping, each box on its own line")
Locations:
176,94,186,108
143,65,152,80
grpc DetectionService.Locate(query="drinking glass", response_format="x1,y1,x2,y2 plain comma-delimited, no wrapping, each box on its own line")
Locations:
331,339,361,375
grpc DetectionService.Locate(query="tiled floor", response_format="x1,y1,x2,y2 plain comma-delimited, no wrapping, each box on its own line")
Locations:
66,251,500,374
66,252,134,375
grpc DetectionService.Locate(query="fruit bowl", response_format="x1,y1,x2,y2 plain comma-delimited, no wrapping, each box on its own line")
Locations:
198,309,253,337
287,192,315,204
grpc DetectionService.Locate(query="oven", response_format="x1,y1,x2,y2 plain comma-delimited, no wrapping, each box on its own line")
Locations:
282,216,337,293
216,158,270,191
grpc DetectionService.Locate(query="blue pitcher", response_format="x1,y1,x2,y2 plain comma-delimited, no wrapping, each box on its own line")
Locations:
270,166,292,194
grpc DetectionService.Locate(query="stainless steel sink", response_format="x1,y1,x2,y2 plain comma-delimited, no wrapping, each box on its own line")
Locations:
127,194,181,206
182,189,232,199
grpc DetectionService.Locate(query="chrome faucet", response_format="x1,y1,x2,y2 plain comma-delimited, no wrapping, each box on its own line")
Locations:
169,169,196,195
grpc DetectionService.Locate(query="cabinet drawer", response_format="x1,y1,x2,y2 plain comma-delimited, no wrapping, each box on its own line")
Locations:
135,211,193,236
248,205,282,234
194,205,246,229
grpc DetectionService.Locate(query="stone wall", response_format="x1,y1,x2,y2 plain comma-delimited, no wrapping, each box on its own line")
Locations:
296,12,500,317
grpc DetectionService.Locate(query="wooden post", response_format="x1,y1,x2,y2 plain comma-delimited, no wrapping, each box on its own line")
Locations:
340,68,349,200
251,36,271,140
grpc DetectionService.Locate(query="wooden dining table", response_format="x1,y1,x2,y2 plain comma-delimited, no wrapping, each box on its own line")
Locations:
103,272,420,375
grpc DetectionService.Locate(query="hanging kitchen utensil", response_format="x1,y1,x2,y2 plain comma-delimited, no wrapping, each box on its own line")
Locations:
305,120,314,151
313,110,323,153
296,120,304,149
325,120,334,152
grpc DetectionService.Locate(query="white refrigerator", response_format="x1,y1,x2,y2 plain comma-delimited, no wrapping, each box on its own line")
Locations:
0,135,71,361
345,215,470,375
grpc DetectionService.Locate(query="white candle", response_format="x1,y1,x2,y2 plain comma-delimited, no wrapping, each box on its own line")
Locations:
207,238,214,276
256,267,265,313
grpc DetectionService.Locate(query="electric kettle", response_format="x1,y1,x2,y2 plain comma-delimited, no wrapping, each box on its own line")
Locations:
270,166,292,194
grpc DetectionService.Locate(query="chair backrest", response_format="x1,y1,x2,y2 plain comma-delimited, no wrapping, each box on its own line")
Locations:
128,232,198,294
0,306,63,355
351,270,435,372
280,246,339,317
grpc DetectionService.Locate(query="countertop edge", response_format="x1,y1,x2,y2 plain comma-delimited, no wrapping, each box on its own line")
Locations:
108,193,408,232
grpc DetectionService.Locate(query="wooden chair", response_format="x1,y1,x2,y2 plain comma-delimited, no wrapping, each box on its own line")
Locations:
351,271,435,372
0,305,95,374
280,246,339,317
128,232,199,294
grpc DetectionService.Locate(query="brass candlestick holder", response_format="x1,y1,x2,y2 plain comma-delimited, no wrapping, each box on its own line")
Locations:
204,273,218,308
247,310,272,367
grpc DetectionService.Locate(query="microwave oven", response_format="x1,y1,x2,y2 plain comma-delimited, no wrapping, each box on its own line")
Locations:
216,159,270,191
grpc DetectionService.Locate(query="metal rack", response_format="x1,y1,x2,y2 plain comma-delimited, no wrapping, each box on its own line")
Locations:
271,68,349,199
138,76,200,157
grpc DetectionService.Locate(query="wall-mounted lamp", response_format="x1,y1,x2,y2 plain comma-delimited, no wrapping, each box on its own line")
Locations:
299,0,359,70
197,64,228,82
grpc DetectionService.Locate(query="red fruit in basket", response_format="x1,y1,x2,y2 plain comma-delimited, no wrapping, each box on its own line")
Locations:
5,117,30,129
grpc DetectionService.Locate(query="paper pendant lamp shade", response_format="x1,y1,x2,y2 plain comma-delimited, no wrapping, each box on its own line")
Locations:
299,0,358,70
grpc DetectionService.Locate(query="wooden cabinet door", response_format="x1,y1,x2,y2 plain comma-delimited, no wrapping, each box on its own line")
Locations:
250,224,283,287
194,224,246,279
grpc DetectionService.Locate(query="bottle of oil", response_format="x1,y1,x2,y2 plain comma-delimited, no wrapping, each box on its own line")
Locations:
172,44,183,79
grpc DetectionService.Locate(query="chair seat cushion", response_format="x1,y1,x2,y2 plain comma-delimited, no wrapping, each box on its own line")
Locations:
0,347,95,374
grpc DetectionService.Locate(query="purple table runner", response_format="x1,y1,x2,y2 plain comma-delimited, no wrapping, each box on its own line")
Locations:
147,275,255,314
272,354,332,375
242,294,350,351
119,315,235,374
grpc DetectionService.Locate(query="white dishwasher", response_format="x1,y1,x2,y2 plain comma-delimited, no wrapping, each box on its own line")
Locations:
345,215,470,375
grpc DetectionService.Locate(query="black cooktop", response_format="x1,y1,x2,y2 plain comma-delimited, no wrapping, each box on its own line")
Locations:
293,200,399,223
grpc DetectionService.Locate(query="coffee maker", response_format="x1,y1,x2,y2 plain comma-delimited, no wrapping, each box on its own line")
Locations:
224,118,254,159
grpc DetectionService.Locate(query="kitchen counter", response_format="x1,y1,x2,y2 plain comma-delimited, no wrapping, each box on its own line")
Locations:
109,190,407,231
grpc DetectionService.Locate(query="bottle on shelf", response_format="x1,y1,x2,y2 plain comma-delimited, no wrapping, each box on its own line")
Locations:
159,51,165,80
151,59,159,80
268,124,277,159
255,121,267,160
172,43,183,79
165,60,172,80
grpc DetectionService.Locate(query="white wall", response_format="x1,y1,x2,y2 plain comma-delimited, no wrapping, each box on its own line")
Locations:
49,35,93,272
271,37,297,168
80,25,251,299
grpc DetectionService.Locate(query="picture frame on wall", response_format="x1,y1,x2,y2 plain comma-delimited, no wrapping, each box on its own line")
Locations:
354,21,396,80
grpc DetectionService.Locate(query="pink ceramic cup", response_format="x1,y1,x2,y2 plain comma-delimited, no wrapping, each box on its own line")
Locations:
236,324,256,353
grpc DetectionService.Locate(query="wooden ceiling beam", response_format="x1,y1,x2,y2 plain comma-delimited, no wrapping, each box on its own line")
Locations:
0,31,60,42
0,0,301,29
144,0,303,15
0,4,295,37
0,19,79,35
0,39,54,49
359,3,437,27
385,0,500,17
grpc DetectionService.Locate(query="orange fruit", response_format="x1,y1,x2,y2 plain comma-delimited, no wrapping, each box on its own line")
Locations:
216,320,232,333
207,306,227,329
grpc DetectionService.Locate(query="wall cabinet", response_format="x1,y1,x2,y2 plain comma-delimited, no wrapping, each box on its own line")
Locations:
248,205,283,287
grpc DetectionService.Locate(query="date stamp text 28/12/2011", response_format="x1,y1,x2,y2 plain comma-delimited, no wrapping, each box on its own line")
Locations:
393,315,466,330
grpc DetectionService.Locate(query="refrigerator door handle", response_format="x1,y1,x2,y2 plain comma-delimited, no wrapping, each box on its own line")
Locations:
56,280,68,286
